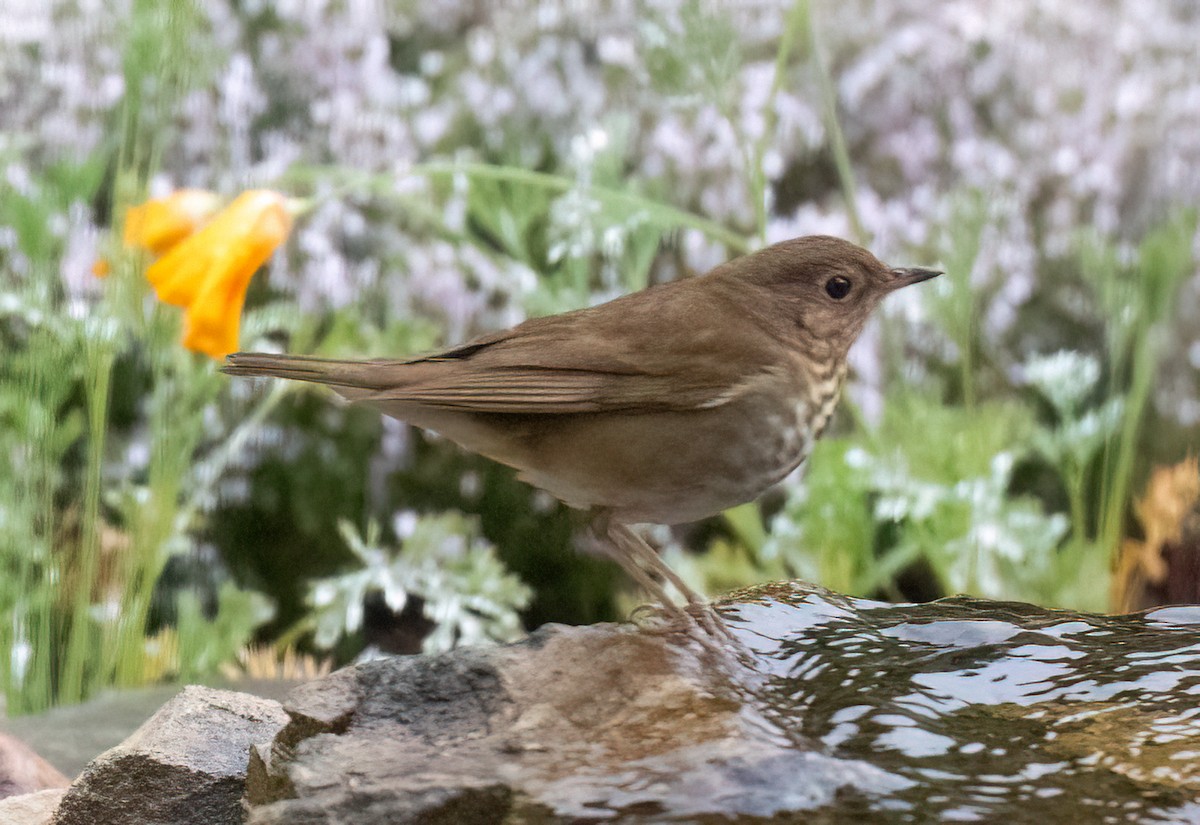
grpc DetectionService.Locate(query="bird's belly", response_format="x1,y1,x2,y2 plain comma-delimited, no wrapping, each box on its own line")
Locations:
513,395,820,525
384,377,840,525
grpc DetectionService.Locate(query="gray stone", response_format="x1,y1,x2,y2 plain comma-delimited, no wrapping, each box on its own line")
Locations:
0,679,303,780
245,620,906,823
51,685,288,825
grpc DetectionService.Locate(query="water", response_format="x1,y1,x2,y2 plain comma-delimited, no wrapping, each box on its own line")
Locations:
711,582,1200,823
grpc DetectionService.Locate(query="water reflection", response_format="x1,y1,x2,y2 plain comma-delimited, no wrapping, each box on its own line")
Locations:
717,582,1200,823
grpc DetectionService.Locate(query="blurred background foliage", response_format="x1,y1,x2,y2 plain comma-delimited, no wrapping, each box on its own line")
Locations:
1,0,1198,713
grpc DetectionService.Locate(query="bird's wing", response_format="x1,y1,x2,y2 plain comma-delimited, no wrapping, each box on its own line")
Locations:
224,348,737,414
364,362,727,413
382,283,780,412
225,278,783,414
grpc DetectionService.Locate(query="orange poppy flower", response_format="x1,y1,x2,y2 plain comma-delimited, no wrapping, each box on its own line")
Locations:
124,189,222,256
145,190,293,360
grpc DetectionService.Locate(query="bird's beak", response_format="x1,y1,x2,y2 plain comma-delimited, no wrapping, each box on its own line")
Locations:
887,267,942,290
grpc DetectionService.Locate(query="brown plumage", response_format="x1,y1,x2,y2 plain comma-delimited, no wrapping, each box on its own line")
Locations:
224,235,939,618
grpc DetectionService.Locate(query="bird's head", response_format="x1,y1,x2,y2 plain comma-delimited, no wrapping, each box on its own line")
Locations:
728,235,940,360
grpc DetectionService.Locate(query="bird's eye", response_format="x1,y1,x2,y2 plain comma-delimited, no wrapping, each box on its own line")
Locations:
825,276,852,300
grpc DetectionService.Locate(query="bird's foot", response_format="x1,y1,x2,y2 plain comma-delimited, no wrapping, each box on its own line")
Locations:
684,601,739,643
628,597,738,647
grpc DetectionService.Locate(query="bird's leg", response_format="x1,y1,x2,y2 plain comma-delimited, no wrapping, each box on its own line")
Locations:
591,517,687,622
605,521,740,640
592,514,738,644
606,521,707,608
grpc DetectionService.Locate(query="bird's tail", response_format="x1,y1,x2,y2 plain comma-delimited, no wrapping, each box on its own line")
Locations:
222,352,409,391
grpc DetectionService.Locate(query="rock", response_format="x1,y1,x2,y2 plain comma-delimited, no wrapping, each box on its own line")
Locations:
0,733,69,799
0,679,304,780
244,617,910,823
51,685,288,825
0,789,67,825
245,583,1200,823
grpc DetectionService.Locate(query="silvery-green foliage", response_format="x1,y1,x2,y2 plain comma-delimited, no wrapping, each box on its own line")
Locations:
1035,399,1124,476
1023,350,1123,472
1023,350,1101,418
309,513,531,654
762,372,1125,610
764,394,1097,607
891,452,1070,602
763,440,876,593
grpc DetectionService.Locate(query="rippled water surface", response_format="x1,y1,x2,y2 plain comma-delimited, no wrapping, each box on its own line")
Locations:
715,583,1200,823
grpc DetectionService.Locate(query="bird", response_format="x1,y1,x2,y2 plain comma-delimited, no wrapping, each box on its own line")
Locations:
224,235,939,623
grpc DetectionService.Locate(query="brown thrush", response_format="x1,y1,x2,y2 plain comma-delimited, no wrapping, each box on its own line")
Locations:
224,235,939,618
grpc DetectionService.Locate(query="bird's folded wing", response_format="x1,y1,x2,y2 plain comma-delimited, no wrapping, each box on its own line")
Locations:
224,349,744,413
226,283,779,414
369,306,770,412
362,363,732,413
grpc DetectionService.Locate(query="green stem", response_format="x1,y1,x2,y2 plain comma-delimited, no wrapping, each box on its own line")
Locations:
1066,466,1088,548
179,379,293,533
60,344,115,704
748,0,810,243
6,343,63,713
1098,327,1158,560
113,349,184,686
960,339,975,409
801,0,865,243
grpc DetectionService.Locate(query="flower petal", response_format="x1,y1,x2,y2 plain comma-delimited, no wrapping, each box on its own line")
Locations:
124,189,221,256
141,190,292,359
